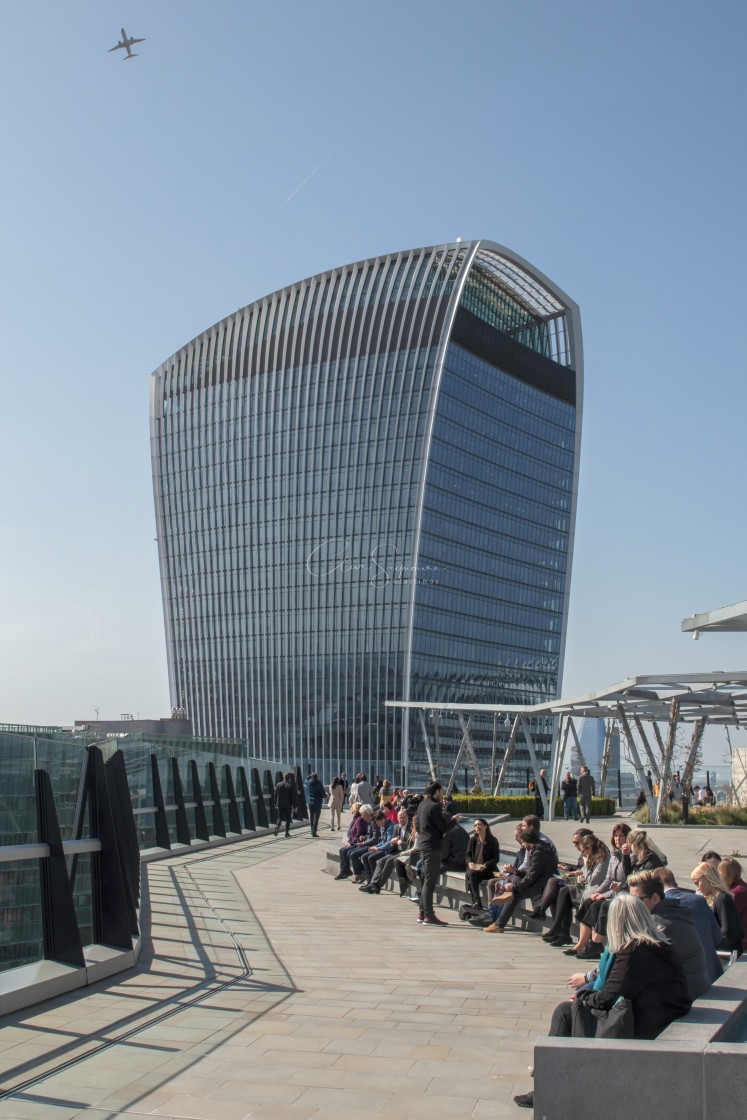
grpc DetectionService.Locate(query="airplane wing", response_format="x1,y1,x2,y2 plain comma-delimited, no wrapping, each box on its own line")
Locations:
109,41,125,52
129,37,146,45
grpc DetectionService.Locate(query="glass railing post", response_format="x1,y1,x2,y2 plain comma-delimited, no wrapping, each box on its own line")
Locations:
34,768,85,968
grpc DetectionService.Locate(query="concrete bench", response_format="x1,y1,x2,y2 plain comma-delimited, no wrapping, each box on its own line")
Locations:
533,958,747,1120
322,847,570,934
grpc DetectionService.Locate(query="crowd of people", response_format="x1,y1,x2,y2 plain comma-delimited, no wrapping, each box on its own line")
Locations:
321,775,746,1112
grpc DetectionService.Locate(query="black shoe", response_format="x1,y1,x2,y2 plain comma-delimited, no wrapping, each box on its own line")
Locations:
528,907,546,920
273,828,279,837
333,871,351,880
541,931,558,942
358,883,374,893
551,936,573,947
577,944,603,960
514,1091,534,1109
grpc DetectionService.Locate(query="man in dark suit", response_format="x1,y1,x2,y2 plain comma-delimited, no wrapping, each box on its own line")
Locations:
654,867,722,983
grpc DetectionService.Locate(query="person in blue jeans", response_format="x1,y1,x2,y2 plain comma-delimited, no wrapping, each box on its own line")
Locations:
561,771,579,821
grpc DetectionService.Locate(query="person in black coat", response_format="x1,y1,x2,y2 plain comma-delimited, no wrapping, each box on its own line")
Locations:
485,826,557,931
415,781,462,925
551,893,690,1040
690,862,745,955
465,818,500,906
628,870,711,1002
273,772,295,837
305,772,326,837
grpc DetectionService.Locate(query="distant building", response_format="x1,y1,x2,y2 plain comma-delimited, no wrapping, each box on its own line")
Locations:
73,715,193,737
573,718,620,786
150,240,582,784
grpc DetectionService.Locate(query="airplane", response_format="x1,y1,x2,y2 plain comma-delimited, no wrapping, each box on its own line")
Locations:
109,27,146,60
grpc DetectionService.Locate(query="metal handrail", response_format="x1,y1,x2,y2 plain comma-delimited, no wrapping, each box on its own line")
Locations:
0,838,102,864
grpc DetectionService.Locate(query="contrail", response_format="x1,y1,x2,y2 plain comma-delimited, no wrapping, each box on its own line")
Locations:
285,142,342,202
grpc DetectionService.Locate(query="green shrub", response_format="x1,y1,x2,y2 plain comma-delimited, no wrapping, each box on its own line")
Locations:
635,804,747,826
451,794,616,818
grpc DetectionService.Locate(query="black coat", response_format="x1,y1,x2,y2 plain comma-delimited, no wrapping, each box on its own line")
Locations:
416,795,459,852
653,897,711,1002
274,780,294,811
466,833,500,871
583,941,690,1039
509,841,557,901
713,891,744,953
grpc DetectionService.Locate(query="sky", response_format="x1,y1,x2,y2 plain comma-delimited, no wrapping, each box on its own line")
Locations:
1,1,745,768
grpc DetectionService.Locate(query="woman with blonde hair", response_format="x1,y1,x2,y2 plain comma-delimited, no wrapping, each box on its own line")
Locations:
554,892,689,1039
690,862,744,955
328,777,344,831
622,828,666,876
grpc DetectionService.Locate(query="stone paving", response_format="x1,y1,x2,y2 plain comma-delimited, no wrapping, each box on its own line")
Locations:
0,815,745,1120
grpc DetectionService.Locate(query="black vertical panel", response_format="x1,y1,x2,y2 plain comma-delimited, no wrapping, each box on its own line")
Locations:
88,747,135,949
238,767,256,831
265,770,278,824
150,754,171,850
208,763,226,837
223,764,242,834
190,760,210,841
171,757,191,846
35,768,85,968
105,751,141,907
252,767,268,827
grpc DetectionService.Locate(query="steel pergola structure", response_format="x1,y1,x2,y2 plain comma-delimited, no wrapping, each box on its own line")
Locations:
387,671,747,822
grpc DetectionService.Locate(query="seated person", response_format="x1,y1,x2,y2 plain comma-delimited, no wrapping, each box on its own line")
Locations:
484,825,557,932
690,862,744,955
352,810,393,882
628,870,711,1001
653,867,723,983
573,823,631,954
718,858,747,952
333,805,373,879
441,817,469,871
543,834,610,951
360,809,411,893
465,818,500,906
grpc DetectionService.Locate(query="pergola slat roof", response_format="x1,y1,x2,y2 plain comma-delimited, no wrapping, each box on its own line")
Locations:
388,671,747,726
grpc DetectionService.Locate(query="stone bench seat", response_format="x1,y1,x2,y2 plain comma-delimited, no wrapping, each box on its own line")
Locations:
533,958,747,1120
322,847,578,935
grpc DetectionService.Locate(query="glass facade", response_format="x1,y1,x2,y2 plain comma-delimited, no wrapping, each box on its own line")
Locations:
0,725,278,973
150,240,582,786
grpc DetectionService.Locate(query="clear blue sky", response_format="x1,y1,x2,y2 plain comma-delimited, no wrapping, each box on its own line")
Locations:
1,1,745,766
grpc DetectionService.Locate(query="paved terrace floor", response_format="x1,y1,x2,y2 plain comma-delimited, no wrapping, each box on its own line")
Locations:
1,816,746,1120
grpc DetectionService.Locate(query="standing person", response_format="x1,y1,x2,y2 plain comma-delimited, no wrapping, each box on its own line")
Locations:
669,772,683,803
305,771,326,837
646,769,653,792
416,781,462,926
350,773,373,806
577,765,596,823
328,777,344,831
561,771,579,821
339,771,349,807
273,772,294,838
529,770,549,819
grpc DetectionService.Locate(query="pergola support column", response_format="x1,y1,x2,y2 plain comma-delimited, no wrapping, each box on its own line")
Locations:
616,704,657,818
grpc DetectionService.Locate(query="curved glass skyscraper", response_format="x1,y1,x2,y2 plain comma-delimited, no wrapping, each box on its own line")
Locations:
150,240,582,784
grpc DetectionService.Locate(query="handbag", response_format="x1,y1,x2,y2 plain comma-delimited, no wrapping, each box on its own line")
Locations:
571,994,634,1039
